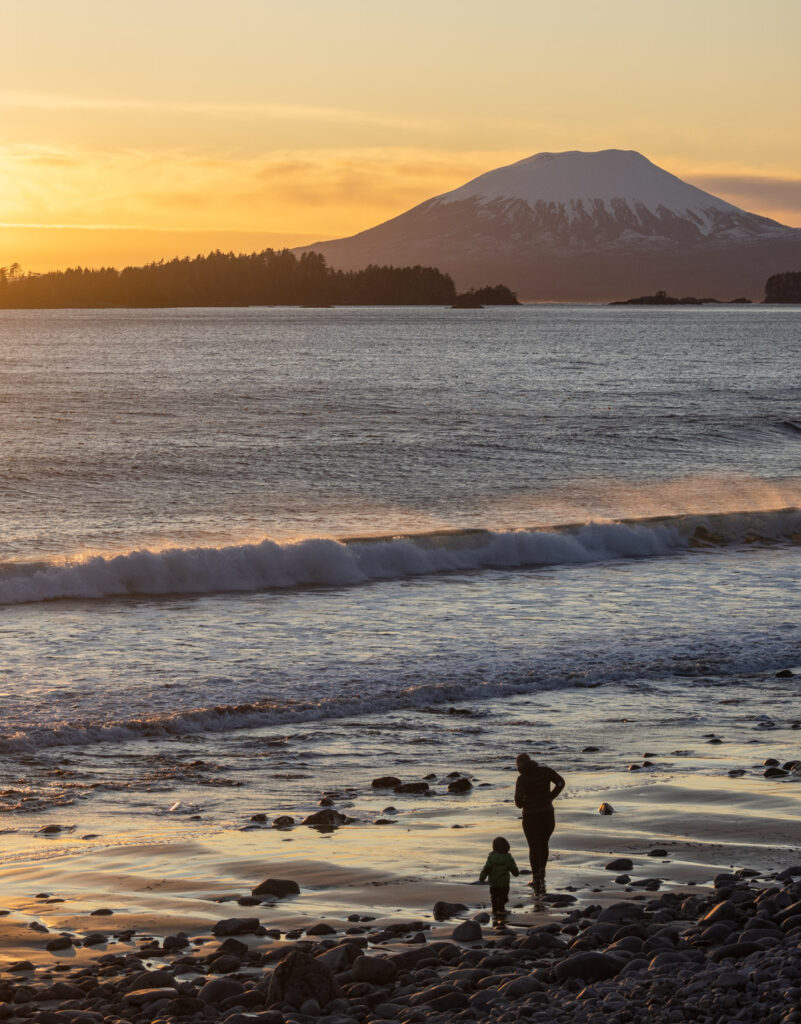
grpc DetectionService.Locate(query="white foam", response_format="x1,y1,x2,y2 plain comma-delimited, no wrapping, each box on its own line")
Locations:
1,508,799,606
0,521,686,606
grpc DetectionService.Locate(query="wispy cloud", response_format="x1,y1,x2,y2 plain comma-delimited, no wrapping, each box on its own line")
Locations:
0,89,442,133
691,172,801,221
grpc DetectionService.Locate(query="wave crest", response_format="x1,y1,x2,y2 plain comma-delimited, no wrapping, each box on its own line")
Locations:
1,508,798,606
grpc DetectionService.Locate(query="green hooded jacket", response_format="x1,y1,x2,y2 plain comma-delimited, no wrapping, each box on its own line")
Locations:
479,850,519,887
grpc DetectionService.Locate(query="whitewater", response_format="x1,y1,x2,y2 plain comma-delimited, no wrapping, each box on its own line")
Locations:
0,303,799,824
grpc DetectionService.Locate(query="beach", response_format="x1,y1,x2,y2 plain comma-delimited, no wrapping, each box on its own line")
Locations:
3,670,801,1020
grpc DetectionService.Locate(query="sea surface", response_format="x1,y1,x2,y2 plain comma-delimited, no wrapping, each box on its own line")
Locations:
0,305,799,851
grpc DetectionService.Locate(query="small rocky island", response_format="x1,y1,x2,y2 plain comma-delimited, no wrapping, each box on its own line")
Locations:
609,290,751,306
451,284,520,308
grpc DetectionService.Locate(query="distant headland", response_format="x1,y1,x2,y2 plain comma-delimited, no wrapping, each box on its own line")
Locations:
611,272,801,306
0,250,519,309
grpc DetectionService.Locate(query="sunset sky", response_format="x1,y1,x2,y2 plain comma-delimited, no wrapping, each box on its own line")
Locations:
3,0,800,270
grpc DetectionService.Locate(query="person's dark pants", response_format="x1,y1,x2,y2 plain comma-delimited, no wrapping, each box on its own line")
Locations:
522,805,555,881
490,885,509,918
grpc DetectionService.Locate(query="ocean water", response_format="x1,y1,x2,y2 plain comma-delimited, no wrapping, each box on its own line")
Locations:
0,305,799,843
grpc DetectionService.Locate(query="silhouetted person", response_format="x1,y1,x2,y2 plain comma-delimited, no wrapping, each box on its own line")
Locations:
514,752,565,897
478,835,520,927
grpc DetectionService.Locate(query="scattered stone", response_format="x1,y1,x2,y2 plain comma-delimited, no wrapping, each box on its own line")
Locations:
37,825,62,835
598,802,614,815
765,766,788,778
433,900,469,920
212,917,261,936
123,987,180,1006
372,775,401,788
605,858,633,871
393,781,430,794
306,921,336,936
452,920,482,942
582,746,599,752
648,848,668,857
89,908,113,915
776,669,794,677
271,815,294,829
45,936,72,951
301,808,355,826
251,878,300,898
250,813,267,823
447,777,473,793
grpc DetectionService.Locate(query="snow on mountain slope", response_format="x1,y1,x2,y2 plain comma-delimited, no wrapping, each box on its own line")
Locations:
439,150,737,217
432,149,783,239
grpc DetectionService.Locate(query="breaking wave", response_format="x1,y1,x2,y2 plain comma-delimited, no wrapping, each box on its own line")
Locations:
1,507,798,606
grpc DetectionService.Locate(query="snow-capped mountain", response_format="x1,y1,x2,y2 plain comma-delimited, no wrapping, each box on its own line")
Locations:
296,150,801,301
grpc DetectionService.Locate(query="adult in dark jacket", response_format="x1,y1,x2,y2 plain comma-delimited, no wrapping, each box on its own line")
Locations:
514,752,565,896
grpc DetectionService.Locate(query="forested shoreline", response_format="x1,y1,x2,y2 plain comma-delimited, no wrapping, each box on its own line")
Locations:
0,249,517,309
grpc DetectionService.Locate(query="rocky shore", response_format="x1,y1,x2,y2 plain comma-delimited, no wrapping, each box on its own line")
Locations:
4,866,801,1024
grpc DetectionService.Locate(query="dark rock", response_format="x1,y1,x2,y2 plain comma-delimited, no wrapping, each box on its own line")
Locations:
709,941,763,962
123,987,181,1006
37,825,62,835
45,936,72,951
251,878,300,898
433,900,468,920
452,920,482,942
554,951,620,981
212,917,260,936
447,778,473,793
776,669,794,677
605,858,633,871
352,955,398,985
598,802,614,815
372,776,401,788
266,949,341,1009
82,932,106,946
582,746,599,752
648,849,668,857
198,977,246,1004
393,781,430,794
764,766,788,778
89,908,113,915
763,758,780,766
216,937,249,957
301,808,355,826
306,922,336,936
250,813,267,823
271,815,294,829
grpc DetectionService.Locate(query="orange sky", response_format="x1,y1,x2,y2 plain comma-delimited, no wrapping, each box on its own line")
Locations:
2,0,800,271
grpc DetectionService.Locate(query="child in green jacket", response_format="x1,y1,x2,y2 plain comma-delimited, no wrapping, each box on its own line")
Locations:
479,836,520,926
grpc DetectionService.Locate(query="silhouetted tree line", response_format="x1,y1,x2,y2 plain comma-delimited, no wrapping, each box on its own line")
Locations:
764,271,801,303
454,285,520,305
0,250,466,308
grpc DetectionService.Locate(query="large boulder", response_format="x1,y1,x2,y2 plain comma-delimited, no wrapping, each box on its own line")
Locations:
266,949,342,1010
251,878,300,898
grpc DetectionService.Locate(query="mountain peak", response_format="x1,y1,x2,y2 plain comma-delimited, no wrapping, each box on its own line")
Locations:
435,148,739,221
